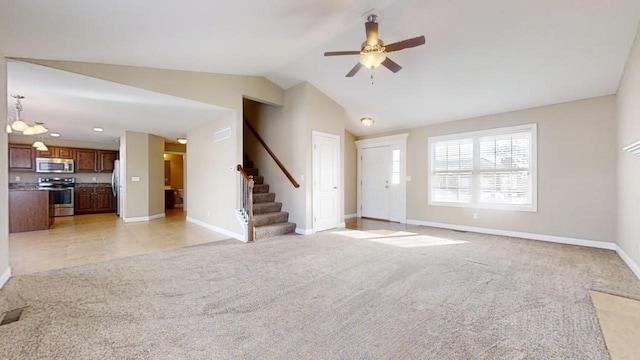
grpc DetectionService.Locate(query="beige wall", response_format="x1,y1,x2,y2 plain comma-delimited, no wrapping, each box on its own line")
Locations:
344,130,357,216
617,26,640,269
396,96,617,242
164,154,184,190
244,85,307,230
187,111,242,236
148,134,165,216
22,59,285,236
0,51,9,282
244,82,346,232
305,83,346,228
123,131,150,219
8,135,117,184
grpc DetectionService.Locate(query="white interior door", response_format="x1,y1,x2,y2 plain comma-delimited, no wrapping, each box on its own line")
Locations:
361,146,391,220
313,132,339,232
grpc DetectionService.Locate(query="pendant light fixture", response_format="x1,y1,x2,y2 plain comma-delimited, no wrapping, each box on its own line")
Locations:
7,94,48,134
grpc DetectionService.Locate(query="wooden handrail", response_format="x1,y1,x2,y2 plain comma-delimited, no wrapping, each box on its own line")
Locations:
244,118,300,188
236,164,253,183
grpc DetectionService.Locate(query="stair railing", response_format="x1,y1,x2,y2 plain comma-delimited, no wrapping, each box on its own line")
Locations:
237,164,255,242
244,117,300,188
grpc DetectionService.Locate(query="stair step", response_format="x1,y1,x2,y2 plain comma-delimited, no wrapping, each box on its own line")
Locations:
253,184,269,194
244,168,259,176
253,193,276,203
253,211,289,226
252,175,264,185
253,202,282,214
255,222,296,239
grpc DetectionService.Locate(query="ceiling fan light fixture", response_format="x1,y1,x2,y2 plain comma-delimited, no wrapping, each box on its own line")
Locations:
6,123,12,134
22,125,37,135
359,46,386,69
361,117,374,126
32,122,48,135
177,138,187,145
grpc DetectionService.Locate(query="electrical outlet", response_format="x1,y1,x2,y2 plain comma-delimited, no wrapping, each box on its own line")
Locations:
14,176,21,181
92,177,97,182
473,213,479,219
131,176,140,182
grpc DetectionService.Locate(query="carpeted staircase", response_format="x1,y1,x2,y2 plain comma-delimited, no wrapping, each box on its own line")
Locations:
244,156,296,240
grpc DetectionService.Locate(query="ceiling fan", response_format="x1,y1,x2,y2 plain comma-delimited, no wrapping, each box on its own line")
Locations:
324,14,425,77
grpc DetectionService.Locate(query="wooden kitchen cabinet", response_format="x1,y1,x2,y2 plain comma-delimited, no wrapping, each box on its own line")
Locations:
8,144,35,171
98,151,118,173
75,149,118,173
36,146,74,159
75,149,97,172
74,186,114,214
9,190,54,233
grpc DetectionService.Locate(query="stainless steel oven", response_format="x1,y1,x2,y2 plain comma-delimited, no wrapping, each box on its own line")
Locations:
38,177,75,216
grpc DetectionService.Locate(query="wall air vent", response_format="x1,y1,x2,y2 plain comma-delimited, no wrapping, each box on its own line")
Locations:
623,140,640,156
214,127,232,142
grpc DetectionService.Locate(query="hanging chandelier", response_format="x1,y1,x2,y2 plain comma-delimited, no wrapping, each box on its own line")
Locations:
6,94,49,135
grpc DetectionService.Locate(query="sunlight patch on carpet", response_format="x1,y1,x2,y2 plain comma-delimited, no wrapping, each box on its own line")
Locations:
332,230,469,248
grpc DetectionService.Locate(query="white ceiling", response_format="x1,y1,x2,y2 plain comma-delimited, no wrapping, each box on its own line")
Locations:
1,0,639,137
6,60,230,143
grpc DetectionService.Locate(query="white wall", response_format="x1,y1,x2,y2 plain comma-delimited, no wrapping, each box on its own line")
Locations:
617,25,640,274
0,50,9,287
344,130,357,216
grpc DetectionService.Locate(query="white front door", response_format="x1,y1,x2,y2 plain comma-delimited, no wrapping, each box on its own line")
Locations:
313,132,340,232
361,146,391,220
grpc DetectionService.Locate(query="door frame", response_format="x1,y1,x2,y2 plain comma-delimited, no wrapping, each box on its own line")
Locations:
312,131,341,232
355,133,408,223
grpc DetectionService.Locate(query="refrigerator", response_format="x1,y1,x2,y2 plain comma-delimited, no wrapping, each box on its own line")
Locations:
111,159,121,216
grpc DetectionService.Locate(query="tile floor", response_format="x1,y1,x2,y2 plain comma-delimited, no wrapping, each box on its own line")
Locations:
9,209,231,275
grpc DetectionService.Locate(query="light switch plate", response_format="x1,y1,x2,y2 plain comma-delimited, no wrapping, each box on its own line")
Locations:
406,176,412,181
131,176,141,182
14,176,21,181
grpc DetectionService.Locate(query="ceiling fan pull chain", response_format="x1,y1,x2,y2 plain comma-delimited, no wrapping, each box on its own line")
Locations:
371,68,374,85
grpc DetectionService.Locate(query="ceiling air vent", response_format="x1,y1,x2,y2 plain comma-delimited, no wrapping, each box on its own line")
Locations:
214,127,232,142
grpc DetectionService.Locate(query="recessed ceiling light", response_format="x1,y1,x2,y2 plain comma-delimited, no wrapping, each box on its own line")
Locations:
49,132,61,137
93,127,104,132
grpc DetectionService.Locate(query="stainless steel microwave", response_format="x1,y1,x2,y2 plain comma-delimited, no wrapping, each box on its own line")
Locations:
35,157,75,173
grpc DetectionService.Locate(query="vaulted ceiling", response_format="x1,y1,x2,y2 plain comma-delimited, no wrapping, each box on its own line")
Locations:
1,0,639,139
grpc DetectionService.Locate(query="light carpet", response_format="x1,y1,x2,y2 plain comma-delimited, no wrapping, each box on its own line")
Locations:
1,226,639,359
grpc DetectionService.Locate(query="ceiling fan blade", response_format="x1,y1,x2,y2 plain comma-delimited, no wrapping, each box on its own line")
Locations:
346,63,363,77
365,21,379,46
384,36,426,52
381,57,402,73
324,50,361,56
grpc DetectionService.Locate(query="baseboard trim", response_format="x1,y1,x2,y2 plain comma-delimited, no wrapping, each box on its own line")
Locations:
296,228,313,235
406,219,616,250
186,216,244,242
123,213,166,223
0,267,11,289
344,213,357,219
616,245,640,280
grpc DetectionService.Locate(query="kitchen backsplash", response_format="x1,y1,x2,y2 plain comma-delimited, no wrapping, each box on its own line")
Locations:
8,172,112,184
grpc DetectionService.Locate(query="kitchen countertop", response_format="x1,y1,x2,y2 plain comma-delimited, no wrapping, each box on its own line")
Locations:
9,182,112,190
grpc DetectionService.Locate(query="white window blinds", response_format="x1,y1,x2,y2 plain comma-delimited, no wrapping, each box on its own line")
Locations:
428,124,537,211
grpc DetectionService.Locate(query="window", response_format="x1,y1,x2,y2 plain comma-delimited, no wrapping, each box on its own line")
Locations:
391,149,400,184
428,124,537,211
